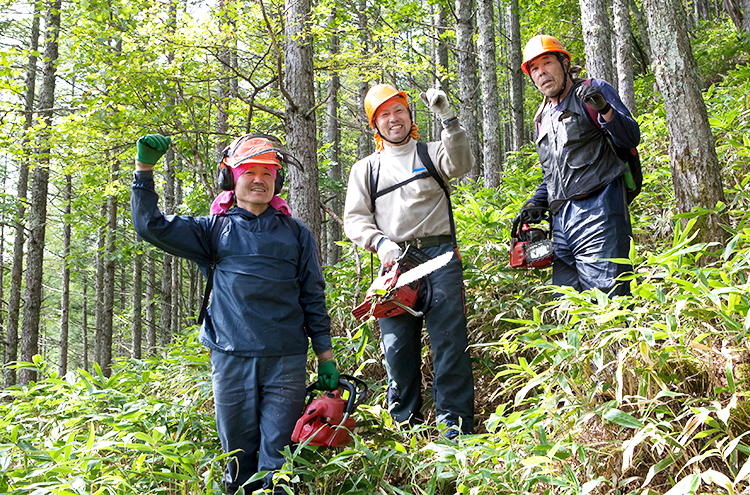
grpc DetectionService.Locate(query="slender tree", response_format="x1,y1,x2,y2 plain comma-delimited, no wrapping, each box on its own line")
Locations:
355,0,373,160
94,202,105,365
101,149,119,376
643,0,727,246
58,174,71,377
507,0,525,151
630,0,653,64
432,3,450,141
326,9,342,266
82,275,88,371
146,251,156,354
20,0,61,385
160,150,175,346
132,235,143,360
456,0,482,180
6,0,40,388
477,0,502,187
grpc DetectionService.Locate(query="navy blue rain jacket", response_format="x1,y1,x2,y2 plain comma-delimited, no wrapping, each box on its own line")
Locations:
131,171,333,357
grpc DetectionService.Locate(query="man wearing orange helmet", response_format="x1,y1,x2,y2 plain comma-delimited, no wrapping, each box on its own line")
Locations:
344,84,475,440
521,35,640,297
131,133,337,494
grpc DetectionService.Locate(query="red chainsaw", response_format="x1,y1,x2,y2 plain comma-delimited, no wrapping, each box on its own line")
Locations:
509,206,553,269
291,374,368,448
351,246,454,320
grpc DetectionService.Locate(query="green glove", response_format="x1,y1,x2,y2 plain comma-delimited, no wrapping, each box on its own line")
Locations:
136,134,171,165
316,360,340,391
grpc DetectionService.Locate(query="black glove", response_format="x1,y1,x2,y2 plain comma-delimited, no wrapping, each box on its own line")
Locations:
575,85,612,115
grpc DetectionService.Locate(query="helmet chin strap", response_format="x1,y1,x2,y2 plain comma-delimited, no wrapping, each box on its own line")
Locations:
550,57,570,102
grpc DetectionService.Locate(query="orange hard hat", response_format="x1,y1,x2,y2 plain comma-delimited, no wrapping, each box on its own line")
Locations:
364,84,410,128
521,35,572,76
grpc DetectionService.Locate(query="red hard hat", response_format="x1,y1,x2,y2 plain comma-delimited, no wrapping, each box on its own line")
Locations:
521,35,572,76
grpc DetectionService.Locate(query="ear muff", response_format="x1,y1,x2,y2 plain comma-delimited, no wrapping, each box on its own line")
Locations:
274,166,284,195
217,146,234,191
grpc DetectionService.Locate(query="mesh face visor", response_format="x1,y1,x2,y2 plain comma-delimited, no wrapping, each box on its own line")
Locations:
222,133,303,171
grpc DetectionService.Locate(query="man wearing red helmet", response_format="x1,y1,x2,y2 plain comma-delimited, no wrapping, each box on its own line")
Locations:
521,35,641,297
131,133,337,494
344,84,475,440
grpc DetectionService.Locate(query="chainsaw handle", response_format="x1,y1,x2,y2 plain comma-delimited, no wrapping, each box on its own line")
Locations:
339,374,368,414
304,374,369,415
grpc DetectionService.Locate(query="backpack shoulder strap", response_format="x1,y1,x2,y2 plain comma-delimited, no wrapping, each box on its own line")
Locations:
197,214,228,326
369,152,380,213
416,142,457,246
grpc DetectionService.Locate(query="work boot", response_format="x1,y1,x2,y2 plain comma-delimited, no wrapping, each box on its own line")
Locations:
440,421,461,443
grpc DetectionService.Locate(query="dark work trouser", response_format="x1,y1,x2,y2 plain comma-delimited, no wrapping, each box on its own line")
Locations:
378,242,474,433
211,352,307,492
552,178,633,296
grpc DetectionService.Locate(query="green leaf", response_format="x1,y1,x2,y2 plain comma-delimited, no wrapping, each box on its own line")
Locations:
602,409,643,429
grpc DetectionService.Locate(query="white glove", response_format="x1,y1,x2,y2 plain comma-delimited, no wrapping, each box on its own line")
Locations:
420,88,454,121
377,239,402,268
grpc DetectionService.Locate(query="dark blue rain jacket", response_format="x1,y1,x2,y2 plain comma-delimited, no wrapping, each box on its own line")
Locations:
131,171,332,357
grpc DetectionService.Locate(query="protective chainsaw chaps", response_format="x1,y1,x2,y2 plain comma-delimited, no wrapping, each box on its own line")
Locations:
509,207,553,269
291,374,368,448
351,246,451,321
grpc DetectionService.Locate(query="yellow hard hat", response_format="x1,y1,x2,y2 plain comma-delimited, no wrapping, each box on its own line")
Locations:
364,84,410,128
521,35,572,76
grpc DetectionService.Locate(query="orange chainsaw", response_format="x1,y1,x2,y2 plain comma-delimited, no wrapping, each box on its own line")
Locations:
352,246,454,320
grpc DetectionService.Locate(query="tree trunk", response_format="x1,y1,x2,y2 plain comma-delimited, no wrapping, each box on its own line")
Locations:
613,0,637,114
216,0,232,159
643,0,727,246
146,251,156,354
101,153,118,376
132,235,143,359
456,0,482,181
160,150,175,347
6,0,40,388
82,275,88,372
356,0,373,160
171,175,183,335
723,0,743,29
285,0,322,242
742,0,750,31
580,0,616,81
188,265,198,326
506,0,524,151
58,175,71,377
477,0,502,187
20,0,61,385
630,0,653,67
326,10,342,266
94,203,105,365
433,4,450,141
